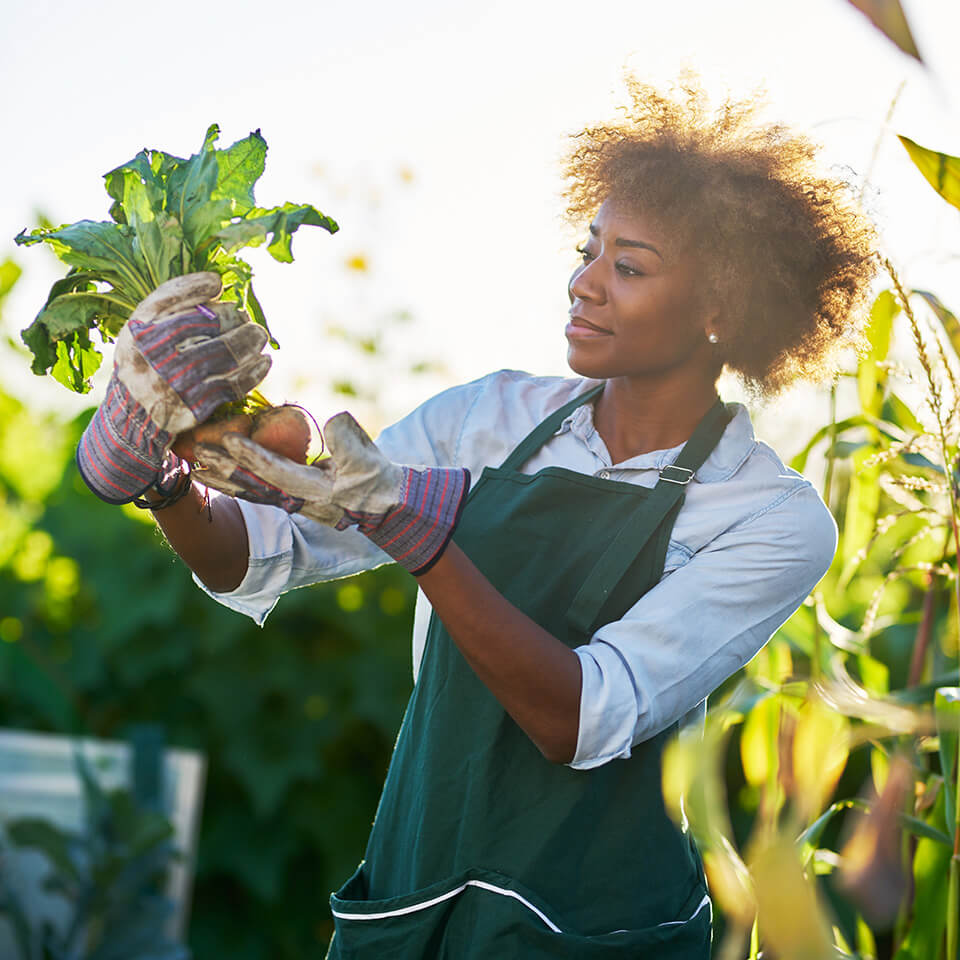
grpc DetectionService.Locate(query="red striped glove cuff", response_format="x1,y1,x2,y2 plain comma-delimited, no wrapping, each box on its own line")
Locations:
338,467,471,575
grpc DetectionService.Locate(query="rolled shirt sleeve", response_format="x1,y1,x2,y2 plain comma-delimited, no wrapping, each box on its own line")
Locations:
193,494,389,625
570,482,838,770
193,374,492,624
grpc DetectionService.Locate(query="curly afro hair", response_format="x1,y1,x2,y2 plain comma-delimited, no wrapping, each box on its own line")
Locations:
562,74,880,397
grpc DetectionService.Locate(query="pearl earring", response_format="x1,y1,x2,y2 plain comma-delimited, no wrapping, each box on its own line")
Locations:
707,332,719,344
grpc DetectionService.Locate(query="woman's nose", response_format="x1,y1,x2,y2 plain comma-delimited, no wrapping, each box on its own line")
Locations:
568,260,605,304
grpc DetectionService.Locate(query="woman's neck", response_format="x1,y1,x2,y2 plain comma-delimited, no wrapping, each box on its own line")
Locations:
592,374,720,465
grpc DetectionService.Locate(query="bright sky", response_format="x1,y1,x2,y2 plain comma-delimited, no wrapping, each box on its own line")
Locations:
2,0,959,455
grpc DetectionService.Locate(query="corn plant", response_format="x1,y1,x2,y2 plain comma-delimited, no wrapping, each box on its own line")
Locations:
663,136,960,960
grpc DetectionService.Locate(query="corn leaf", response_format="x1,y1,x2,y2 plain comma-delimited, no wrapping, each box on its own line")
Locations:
899,135,960,212
842,446,883,567
892,789,951,959
741,694,782,789
914,289,960,363
935,687,960,835
749,833,835,960
789,416,874,473
845,0,922,61
793,698,850,817
882,392,925,434
798,799,858,864
858,290,898,417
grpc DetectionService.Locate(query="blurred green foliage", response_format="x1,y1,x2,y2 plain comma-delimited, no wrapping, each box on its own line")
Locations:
0,375,416,958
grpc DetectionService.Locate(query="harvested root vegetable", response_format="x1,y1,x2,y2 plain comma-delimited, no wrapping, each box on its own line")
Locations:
172,414,254,462
249,406,312,464
173,405,311,464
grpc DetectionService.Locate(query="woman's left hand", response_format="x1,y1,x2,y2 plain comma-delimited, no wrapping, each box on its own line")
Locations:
194,412,470,575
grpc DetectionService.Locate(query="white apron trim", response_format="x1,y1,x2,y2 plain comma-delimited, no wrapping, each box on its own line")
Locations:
331,881,711,936
331,879,562,932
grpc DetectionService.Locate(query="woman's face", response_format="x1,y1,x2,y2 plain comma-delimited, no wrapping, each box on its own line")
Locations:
566,200,715,382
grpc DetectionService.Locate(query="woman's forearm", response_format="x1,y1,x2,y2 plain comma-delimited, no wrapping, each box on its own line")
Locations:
143,483,250,593
416,542,582,764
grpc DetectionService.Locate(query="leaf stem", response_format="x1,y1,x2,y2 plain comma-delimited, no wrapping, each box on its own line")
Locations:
53,291,137,312
908,573,937,688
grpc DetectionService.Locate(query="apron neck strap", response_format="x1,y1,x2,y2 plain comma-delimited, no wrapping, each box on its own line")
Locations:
565,396,733,638
662,396,731,476
499,383,605,473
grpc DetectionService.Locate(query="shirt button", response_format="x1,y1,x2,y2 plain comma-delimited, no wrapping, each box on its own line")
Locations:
599,470,611,480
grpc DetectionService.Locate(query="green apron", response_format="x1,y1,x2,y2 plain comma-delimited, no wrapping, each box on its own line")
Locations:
329,384,732,959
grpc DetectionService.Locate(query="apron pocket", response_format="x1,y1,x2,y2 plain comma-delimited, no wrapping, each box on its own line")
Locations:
327,865,711,960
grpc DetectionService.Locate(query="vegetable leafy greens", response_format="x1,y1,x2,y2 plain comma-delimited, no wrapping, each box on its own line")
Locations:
15,124,337,392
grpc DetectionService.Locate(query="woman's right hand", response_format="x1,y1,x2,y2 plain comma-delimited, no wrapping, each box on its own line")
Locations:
76,272,272,504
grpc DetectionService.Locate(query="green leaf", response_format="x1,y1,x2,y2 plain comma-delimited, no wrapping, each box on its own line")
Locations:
893,789,951,959
216,202,338,263
790,416,877,472
104,151,166,226
15,125,338,395
15,220,153,302
899,135,960,212
842,446,881,566
103,160,184,288
6,818,83,884
935,687,960,836
0,258,22,306
165,131,228,256
914,289,960,364
845,0,922,61
41,292,126,341
882,392,925,434
51,330,103,393
21,317,58,375
20,291,119,386
43,269,99,304
898,812,951,847
207,253,277,346
213,129,267,217
858,290,898,417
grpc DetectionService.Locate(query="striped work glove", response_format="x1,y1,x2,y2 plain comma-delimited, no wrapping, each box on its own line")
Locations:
194,412,470,575
77,273,271,504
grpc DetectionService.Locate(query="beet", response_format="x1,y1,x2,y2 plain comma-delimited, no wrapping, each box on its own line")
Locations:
249,405,311,464
172,413,254,461
175,403,311,465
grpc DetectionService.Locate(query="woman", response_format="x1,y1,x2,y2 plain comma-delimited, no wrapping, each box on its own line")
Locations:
76,78,877,957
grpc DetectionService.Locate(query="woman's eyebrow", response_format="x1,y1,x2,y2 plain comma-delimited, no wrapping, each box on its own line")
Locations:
588,223,663,259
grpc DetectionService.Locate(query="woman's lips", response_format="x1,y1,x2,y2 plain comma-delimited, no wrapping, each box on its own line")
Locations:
566,314,612,338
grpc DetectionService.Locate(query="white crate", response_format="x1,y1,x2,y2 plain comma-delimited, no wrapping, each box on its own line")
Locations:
0,728,205,955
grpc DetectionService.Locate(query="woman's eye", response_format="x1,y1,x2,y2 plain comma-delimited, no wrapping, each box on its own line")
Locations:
575,245,594,262
616,262,643,277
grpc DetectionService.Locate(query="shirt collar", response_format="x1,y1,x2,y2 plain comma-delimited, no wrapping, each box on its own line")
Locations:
555,389,756,483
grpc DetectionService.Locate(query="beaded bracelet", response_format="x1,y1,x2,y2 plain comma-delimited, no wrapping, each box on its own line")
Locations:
133,460,193,511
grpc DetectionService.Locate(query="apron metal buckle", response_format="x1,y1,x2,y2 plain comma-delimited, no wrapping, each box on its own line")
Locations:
659,465,694,485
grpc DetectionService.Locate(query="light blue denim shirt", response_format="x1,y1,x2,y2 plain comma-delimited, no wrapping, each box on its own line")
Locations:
197,369,837,770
